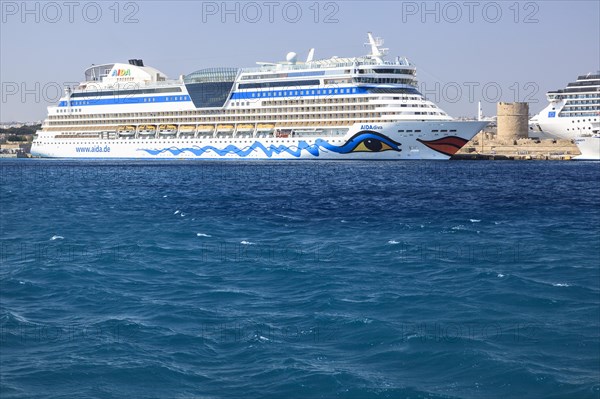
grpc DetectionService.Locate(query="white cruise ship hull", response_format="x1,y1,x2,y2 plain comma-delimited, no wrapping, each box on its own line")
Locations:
529,115,596,141
574,135,600,160
31,121,486,160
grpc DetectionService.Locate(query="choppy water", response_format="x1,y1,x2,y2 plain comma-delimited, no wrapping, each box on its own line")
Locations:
1,160,599,398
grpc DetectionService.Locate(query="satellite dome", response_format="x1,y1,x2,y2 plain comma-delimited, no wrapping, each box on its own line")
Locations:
286,52,297,64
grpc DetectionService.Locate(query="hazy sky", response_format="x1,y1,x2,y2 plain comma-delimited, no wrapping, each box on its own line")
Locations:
1,0,598,122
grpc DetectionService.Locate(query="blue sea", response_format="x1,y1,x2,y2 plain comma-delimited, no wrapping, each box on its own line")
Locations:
1,159,599,398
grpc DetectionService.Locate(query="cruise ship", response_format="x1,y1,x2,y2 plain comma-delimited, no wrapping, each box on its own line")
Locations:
31,33,487,160
530,72,600,159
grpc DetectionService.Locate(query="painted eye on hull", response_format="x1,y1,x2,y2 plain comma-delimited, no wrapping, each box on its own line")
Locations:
345,131,402,153
352,138,394,152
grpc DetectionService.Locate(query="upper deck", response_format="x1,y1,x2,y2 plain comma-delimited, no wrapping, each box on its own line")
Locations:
77,60,174,92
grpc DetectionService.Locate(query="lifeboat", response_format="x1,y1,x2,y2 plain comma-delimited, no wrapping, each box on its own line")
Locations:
217,124,234,132
257,123,275,132
197,125,215,132
138,125,156,135
179,125,196,136
159,124,177,135
179,125,196,132
236,124,254,132
117,125,136,136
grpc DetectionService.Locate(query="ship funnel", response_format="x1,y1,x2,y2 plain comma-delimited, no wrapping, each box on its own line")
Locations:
128,59,145,66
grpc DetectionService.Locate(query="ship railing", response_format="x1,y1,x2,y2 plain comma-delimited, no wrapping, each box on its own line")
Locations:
241,59,412,74
78,79,184,90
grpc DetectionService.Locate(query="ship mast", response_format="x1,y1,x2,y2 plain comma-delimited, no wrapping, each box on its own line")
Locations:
365,32,388,64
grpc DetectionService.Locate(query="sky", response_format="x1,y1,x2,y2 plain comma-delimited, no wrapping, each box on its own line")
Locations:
1,0,598,122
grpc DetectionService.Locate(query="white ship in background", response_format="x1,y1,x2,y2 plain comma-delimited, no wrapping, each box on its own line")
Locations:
530,72,600,159
31,33,487,160
574,122,600,160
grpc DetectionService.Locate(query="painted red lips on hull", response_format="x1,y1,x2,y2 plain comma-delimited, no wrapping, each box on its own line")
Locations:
416,136,470,156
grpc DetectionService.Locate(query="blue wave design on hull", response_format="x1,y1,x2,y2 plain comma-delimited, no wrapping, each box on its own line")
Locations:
139,140,324,158
136,132,401,158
